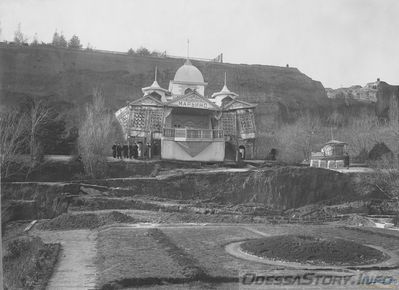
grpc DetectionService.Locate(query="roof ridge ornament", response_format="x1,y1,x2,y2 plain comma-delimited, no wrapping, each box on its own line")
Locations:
222,72,230,92
210,72,239,99
184,39,193,66
142,66,169,94
187,39,190,60
150,66,161,87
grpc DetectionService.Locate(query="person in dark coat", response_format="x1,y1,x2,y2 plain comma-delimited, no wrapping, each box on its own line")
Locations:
344,152,350,169
116,143,122,159
146,143,152,159
112,143,117,158
133,142,138,159
137,142,142,158
129,144,133,159
267,148,277,161
123,144,129,159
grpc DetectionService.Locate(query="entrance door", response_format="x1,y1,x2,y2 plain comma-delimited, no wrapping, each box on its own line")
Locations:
239,145,246,160
225,142,236,161
152,139,161,158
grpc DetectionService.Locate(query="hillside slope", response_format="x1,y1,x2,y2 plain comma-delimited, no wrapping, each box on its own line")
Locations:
0,45,328,130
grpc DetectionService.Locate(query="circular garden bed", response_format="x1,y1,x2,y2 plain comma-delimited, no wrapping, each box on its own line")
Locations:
240,235,387,266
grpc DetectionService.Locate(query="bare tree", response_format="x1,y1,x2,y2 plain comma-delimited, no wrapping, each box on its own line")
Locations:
388,94,399,150
366,94,399,199
336,111,380,157
31,33,39,45
327,110,344,127
51,31,67,48
59,34,67,48
68,35,82,49
389,93,399,128
274,113,325,163
20,98,56,179
368,152,399,200
28,100,54,162
51,31,60,46
78,88,114,178
13,23,28,44
136,46,151,56
0,110,29,180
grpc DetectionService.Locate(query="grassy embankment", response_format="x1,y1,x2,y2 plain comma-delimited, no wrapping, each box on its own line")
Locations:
3,235,60,289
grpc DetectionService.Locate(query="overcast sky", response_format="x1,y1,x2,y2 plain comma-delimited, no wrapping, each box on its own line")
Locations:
0,0,398,88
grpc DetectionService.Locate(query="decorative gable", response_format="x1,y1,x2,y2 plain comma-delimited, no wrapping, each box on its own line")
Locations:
223,99,256,110
129,95,164,107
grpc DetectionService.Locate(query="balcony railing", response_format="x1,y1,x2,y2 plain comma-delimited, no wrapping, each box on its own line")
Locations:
163,128,224,140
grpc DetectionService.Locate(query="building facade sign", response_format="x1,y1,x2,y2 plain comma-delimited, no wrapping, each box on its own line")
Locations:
176,100,208,109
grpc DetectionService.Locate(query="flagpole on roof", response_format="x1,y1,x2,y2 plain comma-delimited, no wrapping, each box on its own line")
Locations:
187,39,190,59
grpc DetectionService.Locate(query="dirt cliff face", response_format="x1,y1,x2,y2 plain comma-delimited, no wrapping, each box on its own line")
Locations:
326,83,378,102
82,167,355,210
0,45,327,131
326,81,399,122
1,167,355,222
375,81,399,120
1,182,79,223
179,166,355,209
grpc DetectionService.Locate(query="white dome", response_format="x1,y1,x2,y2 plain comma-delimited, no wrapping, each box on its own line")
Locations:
174,59,204,83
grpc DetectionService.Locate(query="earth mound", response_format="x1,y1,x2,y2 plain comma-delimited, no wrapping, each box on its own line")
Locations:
38,211,137,230
338,214,375,227
240,235,386,266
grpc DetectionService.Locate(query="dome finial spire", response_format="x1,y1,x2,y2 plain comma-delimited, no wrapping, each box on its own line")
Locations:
142,65,168,95
187,39,190,60
221,72,230,92
224,72,227,87
210,71,238,100
184,39,192,66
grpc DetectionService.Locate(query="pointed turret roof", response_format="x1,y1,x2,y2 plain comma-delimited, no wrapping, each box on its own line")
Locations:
211,72,238,98
142,66,169,94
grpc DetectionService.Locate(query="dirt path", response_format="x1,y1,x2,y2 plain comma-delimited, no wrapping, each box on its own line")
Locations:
241,226,271,237
33,229,97,290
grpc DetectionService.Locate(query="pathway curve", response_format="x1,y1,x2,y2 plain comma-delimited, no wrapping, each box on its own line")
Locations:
33,229,97,290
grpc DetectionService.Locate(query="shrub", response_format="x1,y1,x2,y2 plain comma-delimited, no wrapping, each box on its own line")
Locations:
7,237,33,258
4,236,60,290
78,88,115,178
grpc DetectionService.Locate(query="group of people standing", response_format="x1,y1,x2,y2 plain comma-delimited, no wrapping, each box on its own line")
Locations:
112,142,140,159
112,142,153,160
